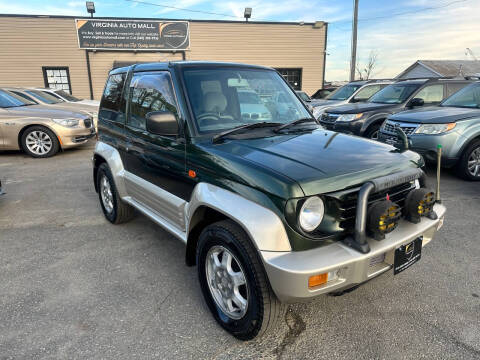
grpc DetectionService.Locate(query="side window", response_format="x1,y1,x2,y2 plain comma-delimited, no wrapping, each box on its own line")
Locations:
414,84,444,104
99,73,127,123
128,72,178,131
446,83,467,97
352,85,381,101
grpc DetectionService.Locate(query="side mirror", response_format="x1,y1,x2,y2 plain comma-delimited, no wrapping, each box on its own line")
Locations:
409,98,424,107
146,111,178,136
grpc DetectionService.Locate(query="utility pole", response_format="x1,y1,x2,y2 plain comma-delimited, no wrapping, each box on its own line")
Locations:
349,0,359,82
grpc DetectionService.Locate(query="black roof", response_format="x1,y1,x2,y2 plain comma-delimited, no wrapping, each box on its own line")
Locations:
110,61,275,74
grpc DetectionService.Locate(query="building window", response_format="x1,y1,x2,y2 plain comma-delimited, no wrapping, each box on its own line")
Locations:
42,67,72,94
276,68,302,90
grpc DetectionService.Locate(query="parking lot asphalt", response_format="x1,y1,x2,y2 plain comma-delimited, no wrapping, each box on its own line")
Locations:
0,141,479,360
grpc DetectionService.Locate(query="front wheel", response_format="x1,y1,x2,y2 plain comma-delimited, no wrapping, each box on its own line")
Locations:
457,140,480,181
196,220,286,340
365,123,381,140
21,126,59,158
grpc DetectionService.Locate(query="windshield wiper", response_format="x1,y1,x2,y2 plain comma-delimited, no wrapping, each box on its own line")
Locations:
273,117,318,133
212,122,282,143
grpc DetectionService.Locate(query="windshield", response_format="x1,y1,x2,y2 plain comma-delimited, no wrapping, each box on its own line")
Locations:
25,90,64,104
0,90,36,108
182,68,311,133
326,84,362,100
441,83,480,108
369,83,421,104
53,89,81,102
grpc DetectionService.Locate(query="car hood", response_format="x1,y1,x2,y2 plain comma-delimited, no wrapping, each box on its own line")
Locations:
78,99,100,107
389,106,480,124
326,102,394,114
206,129,422,196
44,102,98,114
6,104,89,119
311,99,343,108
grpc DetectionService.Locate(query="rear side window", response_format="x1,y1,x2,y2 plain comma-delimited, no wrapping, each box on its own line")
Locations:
414,84,444,104
100,73,127,123
352,84,382,101
446,83,468,97
127,72,178,131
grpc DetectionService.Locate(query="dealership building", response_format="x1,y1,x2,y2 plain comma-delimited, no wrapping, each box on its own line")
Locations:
0,14,327,100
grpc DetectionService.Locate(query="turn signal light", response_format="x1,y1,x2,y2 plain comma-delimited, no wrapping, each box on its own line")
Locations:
405,188,437,223
308,273,328,288
367,200,401,240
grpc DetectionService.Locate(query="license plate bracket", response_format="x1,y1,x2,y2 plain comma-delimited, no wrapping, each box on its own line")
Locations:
394,237,422,275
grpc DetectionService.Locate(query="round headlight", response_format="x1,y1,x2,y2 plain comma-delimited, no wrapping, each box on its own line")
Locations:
298,196,324,232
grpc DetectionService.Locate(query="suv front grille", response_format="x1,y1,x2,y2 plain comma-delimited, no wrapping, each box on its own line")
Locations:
328,182,415,234
383,121,418,135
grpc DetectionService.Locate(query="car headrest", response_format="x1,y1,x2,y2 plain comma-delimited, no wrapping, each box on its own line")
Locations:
204,92,227,113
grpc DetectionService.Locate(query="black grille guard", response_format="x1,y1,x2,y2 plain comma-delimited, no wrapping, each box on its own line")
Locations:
343,168,426,254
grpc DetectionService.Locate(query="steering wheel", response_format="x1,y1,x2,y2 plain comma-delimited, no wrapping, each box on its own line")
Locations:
197,113,238,128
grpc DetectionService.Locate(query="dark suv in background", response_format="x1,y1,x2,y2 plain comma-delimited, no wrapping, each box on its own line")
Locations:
321,78,473,139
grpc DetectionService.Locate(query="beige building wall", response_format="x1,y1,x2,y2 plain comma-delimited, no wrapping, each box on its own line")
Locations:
0,16,326,100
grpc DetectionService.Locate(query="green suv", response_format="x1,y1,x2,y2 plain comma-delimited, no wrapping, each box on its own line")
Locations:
93,62,446,340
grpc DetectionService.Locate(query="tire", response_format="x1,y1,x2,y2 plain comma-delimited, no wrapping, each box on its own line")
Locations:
21,126,60,158
456,140,480,181
96,163,134,223
365,123,381,140
196,220,286,340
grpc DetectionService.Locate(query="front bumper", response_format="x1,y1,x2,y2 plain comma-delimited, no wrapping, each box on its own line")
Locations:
56,126,96,148
261,203,445,303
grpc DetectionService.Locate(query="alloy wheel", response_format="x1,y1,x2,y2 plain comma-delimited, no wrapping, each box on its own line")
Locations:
100,175,114,213
370,130,379,140
25,130,52,155
467,147,480,177
205,245,249,320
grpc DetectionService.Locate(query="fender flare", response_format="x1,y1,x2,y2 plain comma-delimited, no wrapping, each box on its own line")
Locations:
361,113,390,135
93,141,128,197
186,183,291,252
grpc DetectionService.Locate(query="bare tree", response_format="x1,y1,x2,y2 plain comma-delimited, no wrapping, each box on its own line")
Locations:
356,50,379,80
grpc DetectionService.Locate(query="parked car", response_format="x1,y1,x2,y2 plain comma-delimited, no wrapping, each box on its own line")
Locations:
0,89,95,157
295,90,314,111
311,86,338,99
312,80,392,119
93,61,446,340
321,78,473,140
5,88,98,126
34,88,100,106
379,81,480,180
238,90,272,122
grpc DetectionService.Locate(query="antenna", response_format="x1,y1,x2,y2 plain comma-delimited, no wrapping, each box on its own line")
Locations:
465,48,478,61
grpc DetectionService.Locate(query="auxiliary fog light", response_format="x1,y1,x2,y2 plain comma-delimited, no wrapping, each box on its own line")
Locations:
308,270,338,289
405,188,437,224
367,200,401,240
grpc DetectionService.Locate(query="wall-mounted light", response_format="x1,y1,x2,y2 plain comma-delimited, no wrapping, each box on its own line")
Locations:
86,2,95,18
244,7,252,22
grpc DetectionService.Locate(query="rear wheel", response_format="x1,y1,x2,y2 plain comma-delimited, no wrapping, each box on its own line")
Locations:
96,163,134,223
457,140,480,181
21,126,59,158
196,220,286,340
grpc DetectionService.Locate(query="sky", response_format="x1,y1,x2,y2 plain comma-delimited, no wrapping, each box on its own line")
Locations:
1,0,479,81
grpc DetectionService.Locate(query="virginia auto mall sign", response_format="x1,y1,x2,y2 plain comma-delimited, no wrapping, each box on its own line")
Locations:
76,19,190,51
